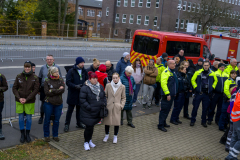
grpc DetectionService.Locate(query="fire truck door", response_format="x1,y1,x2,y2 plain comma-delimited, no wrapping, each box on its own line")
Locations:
210,38,230,59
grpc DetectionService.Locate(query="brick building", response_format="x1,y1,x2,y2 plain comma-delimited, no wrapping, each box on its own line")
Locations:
68,0,102,33
101,0,240,39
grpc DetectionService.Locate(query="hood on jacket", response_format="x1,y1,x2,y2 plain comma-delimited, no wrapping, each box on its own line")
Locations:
120,57,130,64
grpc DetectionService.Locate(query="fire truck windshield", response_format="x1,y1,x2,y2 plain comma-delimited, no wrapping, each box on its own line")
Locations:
133,35,160,56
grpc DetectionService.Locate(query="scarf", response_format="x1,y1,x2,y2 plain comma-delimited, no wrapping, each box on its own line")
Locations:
86,80,101,100
111,80,122,94
23,70,33,76
124,72,133,95
50,75,60,80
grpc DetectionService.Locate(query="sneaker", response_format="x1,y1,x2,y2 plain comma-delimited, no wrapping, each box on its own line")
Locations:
98,119,102,125
84,142,90,151
64,125,69,132
44,137,50,142
132,103,137,107
53,137,60,142
113,135,117,144
103,134,109,142
89,140,96,148
148,105,152,110
142,104,147,109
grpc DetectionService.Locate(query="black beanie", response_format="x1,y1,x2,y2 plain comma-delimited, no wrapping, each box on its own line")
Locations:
218,63,225,68
198,58,203,62
24,61,32,66
162,53,168,59
31,63,35,67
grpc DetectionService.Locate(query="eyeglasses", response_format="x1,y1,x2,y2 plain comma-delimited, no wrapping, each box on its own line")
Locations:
46,59,54,61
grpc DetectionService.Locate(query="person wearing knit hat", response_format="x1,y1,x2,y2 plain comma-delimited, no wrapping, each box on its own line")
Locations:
95,64,108,89
116,52,131,76
195,58,204,71
207,62,228,126
142,59,158,109
31,62,36,74
160,53,168,67
64,57,88,132
79,71,106,151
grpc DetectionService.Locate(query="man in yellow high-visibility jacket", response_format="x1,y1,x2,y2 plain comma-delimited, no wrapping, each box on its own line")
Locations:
224,59,238,76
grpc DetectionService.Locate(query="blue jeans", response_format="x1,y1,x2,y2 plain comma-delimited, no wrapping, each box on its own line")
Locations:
132,84,141,103
191,93,210,124
219,101,230,130
43,102,63,138
170,93,185,122
19,113,32,130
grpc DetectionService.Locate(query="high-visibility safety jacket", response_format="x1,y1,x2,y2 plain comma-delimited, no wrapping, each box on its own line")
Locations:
224,65,238,76
214,69,229,93
160,67,178,96
191,69,218,94
224,78,236,99
231,91,240,122
155,63,165,83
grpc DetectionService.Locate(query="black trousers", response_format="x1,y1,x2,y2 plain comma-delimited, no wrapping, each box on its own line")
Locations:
158,96,174,129
183,97,189,117
154,82,161,104
84,126,94,142
105,125,119,135
40,101,44,118
65,105,81,125
0,101,4,129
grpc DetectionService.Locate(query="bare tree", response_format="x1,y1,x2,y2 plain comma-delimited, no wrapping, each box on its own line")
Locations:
183,0,233,32
58,0,61,36
74,0,79,37
61,0,68,36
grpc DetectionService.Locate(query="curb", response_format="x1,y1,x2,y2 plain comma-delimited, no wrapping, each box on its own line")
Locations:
49,141,77,159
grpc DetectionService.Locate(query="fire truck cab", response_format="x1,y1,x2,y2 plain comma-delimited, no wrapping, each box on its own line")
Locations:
130,30,214,66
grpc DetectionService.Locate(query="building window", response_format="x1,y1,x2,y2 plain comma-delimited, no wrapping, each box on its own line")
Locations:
156,0,160,8
185,19,189,29
106,7,109,16
198,22,202,30
117,0,121,6
178,0,182,6
146,0,151,8
183,1,187,11
137,15,142,24
78,7,83,16
144,16,149,25
229,0,231,3
87,10,95,17
196,4,200,13
187,2,191,12
138,0,143,7
115,13,119,23
124,0,128,7
91,22,94,28
175,19,179,28
114,29,118,36
192,3,196,12
131,0,135,7
129,14,134,24
236,0,238,5
239,0,240,5
236,11,239,19
98,11,102,17
122,14,127,23
180,19,184,29
232,0,235,4
233,11,236,19
154,16,157,26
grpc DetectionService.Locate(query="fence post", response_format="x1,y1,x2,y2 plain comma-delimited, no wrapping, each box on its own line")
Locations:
16,20,18,36
41,20,47,39
67,24,69,38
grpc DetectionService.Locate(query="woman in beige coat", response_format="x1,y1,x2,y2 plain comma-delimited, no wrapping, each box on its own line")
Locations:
103,73,126,144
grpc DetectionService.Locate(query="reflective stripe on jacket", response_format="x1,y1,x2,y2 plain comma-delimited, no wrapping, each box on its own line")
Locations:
224,78,236,99
160,67,177,96
224,65,238,76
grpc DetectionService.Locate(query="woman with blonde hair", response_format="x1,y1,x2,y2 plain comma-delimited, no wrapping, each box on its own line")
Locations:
103,72,126,144
43,66,65,142
86,58,100,73
131,58,143,107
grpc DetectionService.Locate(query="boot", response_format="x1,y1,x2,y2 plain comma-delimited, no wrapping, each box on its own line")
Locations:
20,129,25,143
0,129,5,140
26,130,31,143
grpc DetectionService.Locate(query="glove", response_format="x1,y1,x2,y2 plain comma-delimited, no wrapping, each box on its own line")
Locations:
75,84,81,90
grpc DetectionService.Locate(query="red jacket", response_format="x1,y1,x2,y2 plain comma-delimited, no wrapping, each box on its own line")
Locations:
95,71,108,90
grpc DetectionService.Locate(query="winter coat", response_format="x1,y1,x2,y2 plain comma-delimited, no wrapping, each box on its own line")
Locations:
116,57,131,76
12,72,39,103
95,71,108,89
79,82,107,126
120,73,136,110
44,76,65,106
173,54,186,63
143,65,158,85
86,64,98,73
103,83,126,126
195,64,203,71
66,65,88,105
106,64,116,82
132,67,143,84
0,74,8,102
211,66,218,72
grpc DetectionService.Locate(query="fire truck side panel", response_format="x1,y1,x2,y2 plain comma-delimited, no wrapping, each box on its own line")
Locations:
210,38,230,60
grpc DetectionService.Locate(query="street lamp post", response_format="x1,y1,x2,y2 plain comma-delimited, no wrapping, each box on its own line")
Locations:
177,5,182,32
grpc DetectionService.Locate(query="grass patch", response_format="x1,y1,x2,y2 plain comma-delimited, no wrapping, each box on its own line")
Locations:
163,156,221,160
0,139,69,160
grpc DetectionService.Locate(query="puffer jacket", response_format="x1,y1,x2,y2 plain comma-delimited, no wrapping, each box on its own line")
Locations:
143,64,158,85
44,76,65,105
12,72,39,103
116,57,131,76
79,81,106,126
0,74,8,102
106,64,116,82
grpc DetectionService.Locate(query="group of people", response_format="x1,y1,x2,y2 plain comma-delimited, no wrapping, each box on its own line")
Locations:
1,50,240,157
